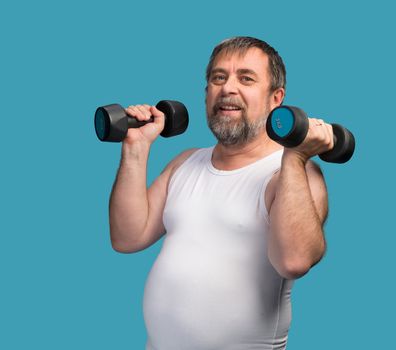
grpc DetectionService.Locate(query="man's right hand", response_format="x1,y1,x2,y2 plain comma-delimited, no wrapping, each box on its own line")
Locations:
123,104,166,145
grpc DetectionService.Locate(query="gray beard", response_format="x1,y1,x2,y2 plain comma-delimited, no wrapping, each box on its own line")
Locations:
207,109,269,146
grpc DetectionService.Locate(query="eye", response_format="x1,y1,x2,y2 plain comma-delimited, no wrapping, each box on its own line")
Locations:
240,76,254,83
211,74,226,84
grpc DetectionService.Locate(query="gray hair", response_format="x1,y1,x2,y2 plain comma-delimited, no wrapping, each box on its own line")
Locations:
205,36,286,92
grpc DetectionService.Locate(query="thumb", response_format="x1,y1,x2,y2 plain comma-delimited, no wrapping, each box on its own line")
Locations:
150,106,166,127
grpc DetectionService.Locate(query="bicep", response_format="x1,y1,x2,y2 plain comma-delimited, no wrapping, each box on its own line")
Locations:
265,161,328,225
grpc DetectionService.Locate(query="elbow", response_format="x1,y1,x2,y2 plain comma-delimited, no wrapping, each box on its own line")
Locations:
276,250,326,279
110,235,144,254
111,240,145,254
109,222,146,253
277,239,327,279
276,260,313,280
111,242,136,254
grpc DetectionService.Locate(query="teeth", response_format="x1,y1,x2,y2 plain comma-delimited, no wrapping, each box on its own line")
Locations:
220,105,240,110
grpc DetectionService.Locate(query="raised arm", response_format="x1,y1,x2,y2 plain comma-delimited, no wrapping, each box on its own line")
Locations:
265,117,333,279
110,144,197,253
108,103,196,253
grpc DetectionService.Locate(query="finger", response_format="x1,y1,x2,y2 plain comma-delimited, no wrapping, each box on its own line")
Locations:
315,118,329,134
150,106,165,126
326,123,335,149
150,107,165,128
316,119,333,142
316,119,334,150
308,118,320,127
310,118,325,127
125,106,147,121
135,105,152,120
308,118,328,145
310,118,328,133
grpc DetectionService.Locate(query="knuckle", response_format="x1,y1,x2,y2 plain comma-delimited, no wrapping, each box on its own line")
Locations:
153,108,165,118
136,105,144,112
125,107,135,116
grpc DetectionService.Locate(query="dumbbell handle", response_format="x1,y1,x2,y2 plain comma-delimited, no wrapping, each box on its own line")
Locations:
128,115,155,128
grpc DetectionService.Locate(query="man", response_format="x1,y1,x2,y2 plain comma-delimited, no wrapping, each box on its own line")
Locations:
109,37,332,349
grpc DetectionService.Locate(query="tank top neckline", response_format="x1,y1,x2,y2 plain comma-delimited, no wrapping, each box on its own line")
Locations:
205,146,284,176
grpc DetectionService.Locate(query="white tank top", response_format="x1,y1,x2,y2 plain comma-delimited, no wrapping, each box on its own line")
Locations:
143,146,294,350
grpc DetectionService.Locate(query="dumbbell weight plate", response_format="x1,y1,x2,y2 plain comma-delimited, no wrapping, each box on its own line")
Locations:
319,124,355,163
94,107,109,141
266,106,310,148
95,104,128,142
157,100,189,137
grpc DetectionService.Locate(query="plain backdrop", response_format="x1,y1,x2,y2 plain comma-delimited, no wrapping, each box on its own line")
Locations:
1,0,395,349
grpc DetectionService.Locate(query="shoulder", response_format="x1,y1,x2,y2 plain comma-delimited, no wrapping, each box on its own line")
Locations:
158,148,200,188
149,148,200,198
165,148,200,176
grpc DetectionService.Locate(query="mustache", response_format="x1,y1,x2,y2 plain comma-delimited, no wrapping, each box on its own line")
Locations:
213,97,246,112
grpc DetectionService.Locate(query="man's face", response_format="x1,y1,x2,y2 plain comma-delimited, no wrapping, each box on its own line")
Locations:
206,47,279,146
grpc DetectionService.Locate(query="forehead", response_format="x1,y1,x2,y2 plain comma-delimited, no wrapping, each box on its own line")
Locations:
211,47,269,74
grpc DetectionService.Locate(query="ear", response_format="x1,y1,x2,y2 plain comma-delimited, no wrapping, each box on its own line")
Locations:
270,88,285,109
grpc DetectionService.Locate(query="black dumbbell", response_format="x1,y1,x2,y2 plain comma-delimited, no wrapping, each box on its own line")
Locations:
94,100,189,142
266,106,355,163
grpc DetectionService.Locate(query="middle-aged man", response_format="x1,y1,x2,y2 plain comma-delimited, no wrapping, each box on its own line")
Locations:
108,36,333,349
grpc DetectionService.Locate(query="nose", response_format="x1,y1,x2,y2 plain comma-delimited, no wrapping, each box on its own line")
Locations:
221,76,238,95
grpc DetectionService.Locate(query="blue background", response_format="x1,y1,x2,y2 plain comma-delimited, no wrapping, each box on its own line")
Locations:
1,0,395,348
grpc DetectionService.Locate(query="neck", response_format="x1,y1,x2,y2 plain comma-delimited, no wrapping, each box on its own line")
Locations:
212,132,283,170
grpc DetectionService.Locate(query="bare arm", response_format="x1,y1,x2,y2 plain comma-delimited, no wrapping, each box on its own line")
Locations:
265,117,333,279
108,103,197,253
110,145,198,253
107,103,198,253
266,156,328,279
109,140,151,253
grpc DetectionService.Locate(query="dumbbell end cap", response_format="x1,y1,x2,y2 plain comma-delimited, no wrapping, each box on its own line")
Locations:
95,107,111,141
266,106,309,148
94,104,128,142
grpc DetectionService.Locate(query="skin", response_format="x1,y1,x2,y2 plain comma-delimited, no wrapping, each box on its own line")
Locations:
108,105,198,253
109,47,332,280
206,48,285,168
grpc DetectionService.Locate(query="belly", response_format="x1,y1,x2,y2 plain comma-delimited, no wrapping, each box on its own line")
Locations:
142,236,290,349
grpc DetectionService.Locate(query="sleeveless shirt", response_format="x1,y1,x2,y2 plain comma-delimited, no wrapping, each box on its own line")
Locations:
143,146,294,350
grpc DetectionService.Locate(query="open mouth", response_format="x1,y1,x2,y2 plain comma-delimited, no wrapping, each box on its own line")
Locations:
217,103,243,114
219,106,241,111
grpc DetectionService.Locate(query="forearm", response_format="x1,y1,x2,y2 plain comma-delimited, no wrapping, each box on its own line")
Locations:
109,141,151,251
268,152,326,279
